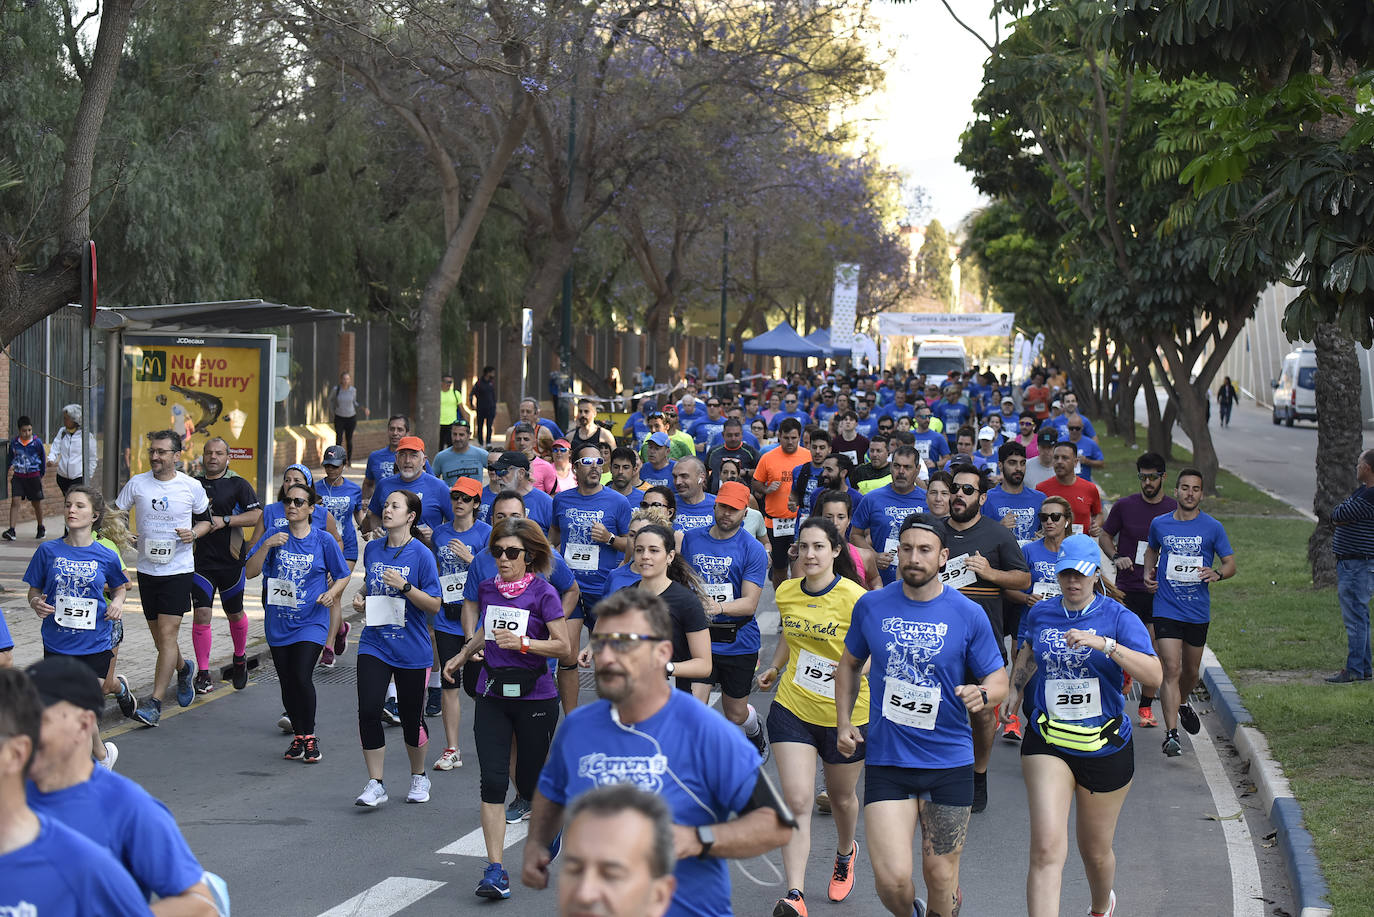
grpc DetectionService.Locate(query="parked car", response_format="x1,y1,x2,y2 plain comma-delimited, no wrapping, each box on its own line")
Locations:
1272,347,1317,426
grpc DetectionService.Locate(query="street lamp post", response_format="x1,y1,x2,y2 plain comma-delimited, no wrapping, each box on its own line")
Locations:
718,221,729,372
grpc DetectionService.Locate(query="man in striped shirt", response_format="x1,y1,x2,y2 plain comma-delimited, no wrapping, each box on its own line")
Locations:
1328,449,1374,683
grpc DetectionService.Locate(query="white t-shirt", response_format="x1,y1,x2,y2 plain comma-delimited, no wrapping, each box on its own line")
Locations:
114,471,210,576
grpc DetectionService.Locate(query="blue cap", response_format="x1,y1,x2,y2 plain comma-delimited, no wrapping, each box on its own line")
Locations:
1054,533,1100,577
647,432,671,448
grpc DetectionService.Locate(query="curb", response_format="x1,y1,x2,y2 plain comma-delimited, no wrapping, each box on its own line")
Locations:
98,647,271,731
1201,648,1333,917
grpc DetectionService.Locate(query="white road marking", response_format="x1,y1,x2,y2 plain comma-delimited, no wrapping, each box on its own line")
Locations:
316,877,445,916
708,690,721,708
436,820,528,856
1186,726,1265,916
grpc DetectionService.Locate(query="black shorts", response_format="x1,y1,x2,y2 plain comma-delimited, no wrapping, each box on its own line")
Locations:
769,532,795,570
12,475,43,501
689,651,758,699
1153,616,1209,647
192,566,246,610
1122,590,1154,626
137,571,194,620
44,647,114,680
1022,726,1135,793
766,701,866,765
864,763,974,807
434,630,467,691
568,591,602,626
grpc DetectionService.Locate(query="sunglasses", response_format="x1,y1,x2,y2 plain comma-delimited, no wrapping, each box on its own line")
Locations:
493,546,527,560
952,483,980,496
451,493,479,502
707,402,721,407
1038,512,1066,523
589,633,667,654
1137,472,1162,481
641,500,668,509
283,497,310,508
576,456,605,466
1068,426,1083,431
553,447,569,454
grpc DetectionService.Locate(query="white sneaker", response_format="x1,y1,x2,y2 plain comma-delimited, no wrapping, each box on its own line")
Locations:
434,747,463,771
276,713,293,734
1090,890,1117,917
98,742,119,771
354,779,388,808
406,773,431,804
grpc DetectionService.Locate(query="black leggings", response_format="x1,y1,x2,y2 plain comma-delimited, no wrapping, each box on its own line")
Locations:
357,654,429,750
334,415,357,462
473,694,560,804
270,641,323,736
476,412,495,446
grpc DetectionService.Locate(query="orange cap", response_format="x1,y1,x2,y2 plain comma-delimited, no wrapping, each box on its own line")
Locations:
450,477,482,497
716,481,750,510
396,436,426,453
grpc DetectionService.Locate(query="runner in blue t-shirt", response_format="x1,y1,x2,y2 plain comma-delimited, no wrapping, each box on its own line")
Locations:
672,458,717,532
835,514,1006,917
1057,428,1105,481
317,446,364,665
911,412,950,472
362,415,433,503
982,443,1046,544
932,392,972,447
851,446,928,585
367,437,454,535
1143,468,1235,756
1004,534,1160,917
0,811,150,916
350,489,443,808
0,605,13,663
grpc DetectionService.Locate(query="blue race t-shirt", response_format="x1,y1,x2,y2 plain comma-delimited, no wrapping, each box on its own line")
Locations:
368,472,454,531
1047,414,1097,440
316,476,364,560
0,605,12,651
431,520,492,634
767,409,810,432
462,547,577,602
1148,512,1234,624
1017,593,1155,755
27,765,203,901
855,414,879,439
552,488,633,598
683,526,770,656
984,486,1046,544
1056,435,1105,481
9,436,46,476
675,403,706,435
364,447,432,483
851,485,929,584
674,493,717,533
639,461,675,489
790,463,826,513
621,412,651,446
357,536,441,668
931,401,971,441
912,430,950,467
247,526,349,646
538,694,760,917
691,421,727,452
24,540,128,656
519,486,556,531
844,582,1003,769
0,813,151,916
880,403,915,423
476,486,501,525
603,563,641,595
1021,538,1062,605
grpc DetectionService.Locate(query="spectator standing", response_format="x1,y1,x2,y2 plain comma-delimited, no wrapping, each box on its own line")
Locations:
439,374,464,449
1326,448,1374,683
470,366,498,447
47,405,97,495
330,372,367,465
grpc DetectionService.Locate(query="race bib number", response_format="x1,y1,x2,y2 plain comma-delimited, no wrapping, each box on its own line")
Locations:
1071,523,1085,536
54,595,97,630
793,649,837,699
882,677,940,730
703,581,735,607
1166,554,1204,583
1074,461,1082,476
440,571,468,603
266,577,297,609
841,450,858,463
941,553,975,589
484,604,530,641
1031,580,1062,599
883,534,901,556
1046,677,1102,720
145,538,176,564
1134,541,1147,565
565,543,600,572
772,515,796,537
914,441,931,464
365,594,406,629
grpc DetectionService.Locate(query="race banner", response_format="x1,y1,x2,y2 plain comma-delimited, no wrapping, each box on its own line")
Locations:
123,333,275,501
831,263,860,353
877,312,1015,338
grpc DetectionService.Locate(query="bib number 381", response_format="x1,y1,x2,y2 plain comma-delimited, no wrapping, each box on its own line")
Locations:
882,677,940,730
1046,677,1102,720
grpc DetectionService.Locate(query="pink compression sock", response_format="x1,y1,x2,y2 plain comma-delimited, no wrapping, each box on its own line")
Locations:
191,624,213,671
229,615,249,657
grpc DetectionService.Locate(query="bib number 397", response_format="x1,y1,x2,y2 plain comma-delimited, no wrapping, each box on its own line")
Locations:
882,677,940,730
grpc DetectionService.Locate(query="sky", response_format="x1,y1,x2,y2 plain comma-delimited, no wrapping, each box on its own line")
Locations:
856,0,1001,233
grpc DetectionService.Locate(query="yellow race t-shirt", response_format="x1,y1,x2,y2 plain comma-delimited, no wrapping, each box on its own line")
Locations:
774,575,869,727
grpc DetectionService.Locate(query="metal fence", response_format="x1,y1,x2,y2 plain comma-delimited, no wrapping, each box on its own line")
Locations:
6,306,106,441
277,319,394,427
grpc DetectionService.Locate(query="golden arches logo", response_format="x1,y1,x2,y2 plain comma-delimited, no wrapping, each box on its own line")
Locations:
133,350,167,382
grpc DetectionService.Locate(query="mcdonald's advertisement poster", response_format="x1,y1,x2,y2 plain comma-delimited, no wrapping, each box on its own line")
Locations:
123,334,275,494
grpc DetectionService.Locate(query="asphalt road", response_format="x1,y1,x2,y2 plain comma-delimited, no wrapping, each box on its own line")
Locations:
104,589,1295,917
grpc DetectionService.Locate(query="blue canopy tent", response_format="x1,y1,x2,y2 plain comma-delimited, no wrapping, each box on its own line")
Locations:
803,328,845,358
741,322,829,358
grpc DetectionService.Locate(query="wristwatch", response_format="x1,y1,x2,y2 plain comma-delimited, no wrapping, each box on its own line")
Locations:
222,515,232,528
520,635,531,654
401,582,413,594
695,824,715,859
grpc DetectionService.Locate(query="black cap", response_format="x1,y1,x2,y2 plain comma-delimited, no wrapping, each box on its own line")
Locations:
26,656,105,714
495,451,530,471
322,445,347,466
1037,428,1058,445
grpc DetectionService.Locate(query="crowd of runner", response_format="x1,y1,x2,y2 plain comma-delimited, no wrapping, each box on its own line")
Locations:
0,364,1239,917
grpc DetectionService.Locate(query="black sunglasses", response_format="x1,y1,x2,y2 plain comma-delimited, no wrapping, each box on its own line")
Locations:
283,496,309,507
493,546,527,560
1038,512,1066,523
952,483,980,496
451,493,479,502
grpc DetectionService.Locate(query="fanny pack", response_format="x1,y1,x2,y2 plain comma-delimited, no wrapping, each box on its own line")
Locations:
708,619,744,644
442,603,462,622
1036,713,1125,753
484,663,543,699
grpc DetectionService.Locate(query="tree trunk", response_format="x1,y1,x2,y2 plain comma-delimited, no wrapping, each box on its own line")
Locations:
1171,381,1220,492
1141,370,1170,458
1307,321,1363,588
501,235,576,422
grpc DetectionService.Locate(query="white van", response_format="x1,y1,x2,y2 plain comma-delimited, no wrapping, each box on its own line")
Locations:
1272,347,1317,426
914,338,968,378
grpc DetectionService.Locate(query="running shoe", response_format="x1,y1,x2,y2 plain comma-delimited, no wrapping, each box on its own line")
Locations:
1177,702,1201,735
425,686,442,718
971,770,988,813
114,675,136,719
318,647,336,668
34,525,45,538
912,898,927,917
506,796,531,823
99,742,119,771
815,791,831,814
284,736,306,760
354,778,388,807
334,621,351,656
773,889,807,916
1121,672,1133,696
1089,888,1117,916
476,862,511,900
133,698,161,727
434,747,463,771
1138,706,1159,728
2,528,15,541
1002,712,1023,742
1325,668,1372,683
194,670,215,695
302,736,322,763
1162,729,1182,757
748,726,770,765
828,842,857,902
406,773,431,804
382,698,402,726
175,659,197,708
276,712,293,734
231,654,248,690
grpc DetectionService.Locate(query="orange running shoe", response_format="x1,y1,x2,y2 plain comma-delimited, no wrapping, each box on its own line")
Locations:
1138,706,1159,728
1002,712,1023,742
828,842,857,901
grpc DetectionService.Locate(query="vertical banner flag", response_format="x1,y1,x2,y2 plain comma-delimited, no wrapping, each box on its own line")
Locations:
832,263,860,361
